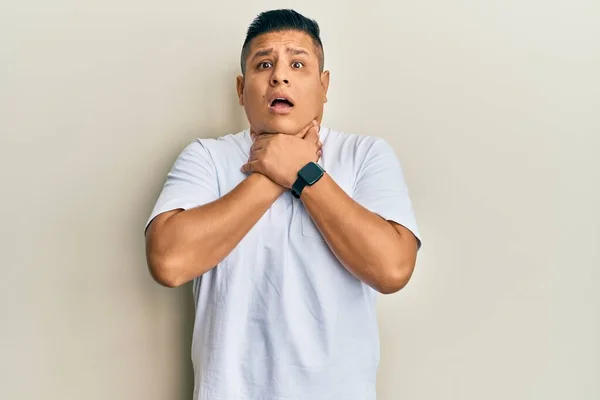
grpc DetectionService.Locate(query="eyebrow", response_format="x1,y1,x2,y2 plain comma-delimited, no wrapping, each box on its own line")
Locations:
251,47,310,60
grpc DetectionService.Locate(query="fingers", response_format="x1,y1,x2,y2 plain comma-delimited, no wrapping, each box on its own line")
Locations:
250,127,259,142
247,148,264,162
315,139,323,152
240,160,259,173
250,131,261,142
252,133,275,144
302,123,323,161
251,119,318,140
295,119,319,138
250,139,266,153
250,129,275,142
304,124,320,145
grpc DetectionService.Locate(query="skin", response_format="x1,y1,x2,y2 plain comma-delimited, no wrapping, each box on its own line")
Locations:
236,30,329,135
145,122,320,287
146,30,418,293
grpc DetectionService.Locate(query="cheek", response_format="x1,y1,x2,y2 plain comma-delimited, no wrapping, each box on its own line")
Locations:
244,89,264,110
303,85,325,107
243,79,264,98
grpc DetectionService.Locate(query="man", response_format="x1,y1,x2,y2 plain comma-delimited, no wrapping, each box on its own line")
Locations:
145,9,421,400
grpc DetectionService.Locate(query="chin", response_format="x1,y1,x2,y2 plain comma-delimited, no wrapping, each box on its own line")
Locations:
262,117,306,135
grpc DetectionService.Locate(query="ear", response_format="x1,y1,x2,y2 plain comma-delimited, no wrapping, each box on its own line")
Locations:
236,75,245,106
320,70,330,103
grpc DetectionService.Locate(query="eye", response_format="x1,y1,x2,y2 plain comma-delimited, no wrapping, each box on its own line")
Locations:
291,61,304,69
258,61,273,69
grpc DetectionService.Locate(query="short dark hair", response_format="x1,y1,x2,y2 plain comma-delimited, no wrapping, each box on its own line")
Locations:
240,9,324,75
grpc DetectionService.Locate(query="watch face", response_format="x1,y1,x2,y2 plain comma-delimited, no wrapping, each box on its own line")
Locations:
299,162,324,185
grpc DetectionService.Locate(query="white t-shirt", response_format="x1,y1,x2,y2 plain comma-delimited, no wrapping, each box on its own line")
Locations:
146,126,421,400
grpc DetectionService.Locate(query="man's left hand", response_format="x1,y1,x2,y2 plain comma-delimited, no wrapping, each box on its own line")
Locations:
241,122,322,188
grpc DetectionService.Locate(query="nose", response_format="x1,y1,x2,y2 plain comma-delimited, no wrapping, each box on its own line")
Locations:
270,67,290,86
271,76,290,86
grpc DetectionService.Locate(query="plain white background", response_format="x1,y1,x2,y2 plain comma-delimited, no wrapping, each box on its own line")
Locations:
1,1,598,399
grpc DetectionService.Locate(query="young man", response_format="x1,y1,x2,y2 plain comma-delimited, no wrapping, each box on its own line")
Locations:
145,9,422,400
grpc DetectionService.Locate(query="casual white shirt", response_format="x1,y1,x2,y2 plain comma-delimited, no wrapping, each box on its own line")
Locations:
146,126,421,400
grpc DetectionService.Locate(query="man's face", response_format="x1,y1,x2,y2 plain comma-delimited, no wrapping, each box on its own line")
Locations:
237,30,330,135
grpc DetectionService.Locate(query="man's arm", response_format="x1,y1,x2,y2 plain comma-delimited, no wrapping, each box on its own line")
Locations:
145,173,284,287
300,173,418,294
242,134,421,294
146,121,321,288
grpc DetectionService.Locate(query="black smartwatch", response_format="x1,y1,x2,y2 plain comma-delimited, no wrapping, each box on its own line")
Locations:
291,161,325,199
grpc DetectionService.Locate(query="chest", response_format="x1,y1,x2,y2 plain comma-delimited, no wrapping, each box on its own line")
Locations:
200,137,365,313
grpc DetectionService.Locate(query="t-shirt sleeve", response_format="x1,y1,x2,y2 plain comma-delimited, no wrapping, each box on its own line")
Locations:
352,137,422,249
145,139,219,232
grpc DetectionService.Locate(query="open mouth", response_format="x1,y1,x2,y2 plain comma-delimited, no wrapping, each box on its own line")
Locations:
270,98,294,107
268,96,295,114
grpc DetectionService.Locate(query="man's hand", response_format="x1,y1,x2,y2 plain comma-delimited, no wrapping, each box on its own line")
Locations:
241,120,323,188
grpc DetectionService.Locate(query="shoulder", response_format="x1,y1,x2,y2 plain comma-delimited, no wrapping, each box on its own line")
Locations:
323,127,396,162
176,130,249,162
187,130,248,152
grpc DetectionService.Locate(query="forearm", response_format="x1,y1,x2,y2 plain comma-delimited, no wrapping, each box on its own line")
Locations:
300,173,416,293
146,173,284,287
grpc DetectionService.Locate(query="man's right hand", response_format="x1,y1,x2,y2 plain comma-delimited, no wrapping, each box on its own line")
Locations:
244,120,323,188
250,119,322,160
147,120,323,287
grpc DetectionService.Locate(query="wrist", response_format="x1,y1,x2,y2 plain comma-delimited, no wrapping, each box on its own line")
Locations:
286,159,314,188
299,172,327,198
291,161,325,199
249,172,286,194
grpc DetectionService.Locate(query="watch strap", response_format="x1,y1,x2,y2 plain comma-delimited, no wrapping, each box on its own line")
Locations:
291,177,308,199
291,161,325,199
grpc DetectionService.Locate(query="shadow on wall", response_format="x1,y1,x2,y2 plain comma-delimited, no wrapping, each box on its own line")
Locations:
196,67,249,140
137,66,248,397
141,64,248,227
